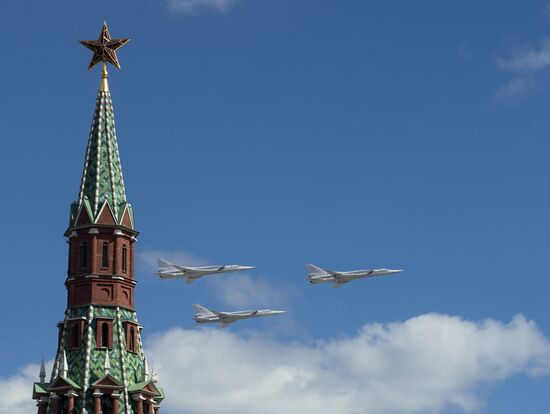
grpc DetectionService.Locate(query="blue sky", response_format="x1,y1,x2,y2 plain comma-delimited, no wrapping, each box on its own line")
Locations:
1,1,550,413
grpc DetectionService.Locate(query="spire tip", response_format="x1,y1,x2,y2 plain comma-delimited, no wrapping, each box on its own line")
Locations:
39,358,46,383
100,62,109,92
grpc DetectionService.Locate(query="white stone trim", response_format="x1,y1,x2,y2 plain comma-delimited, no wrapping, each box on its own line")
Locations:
81,305,95,414
116,307,131,412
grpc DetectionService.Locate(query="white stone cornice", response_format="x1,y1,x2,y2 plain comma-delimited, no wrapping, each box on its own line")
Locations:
131,393,146,401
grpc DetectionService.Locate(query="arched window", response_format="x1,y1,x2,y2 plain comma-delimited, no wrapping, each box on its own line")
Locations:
129,326,135,352
101,322,109,348
80,242,88,269
96,319,113,349
101,242,109,268
71,323,80,348
122,245,128,273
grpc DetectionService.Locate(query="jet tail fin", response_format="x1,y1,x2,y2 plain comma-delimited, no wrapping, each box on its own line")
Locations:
193,304,217,316
158,258,174,268
306,264,327,275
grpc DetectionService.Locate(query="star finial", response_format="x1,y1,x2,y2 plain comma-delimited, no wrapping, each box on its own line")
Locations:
80,22,130,70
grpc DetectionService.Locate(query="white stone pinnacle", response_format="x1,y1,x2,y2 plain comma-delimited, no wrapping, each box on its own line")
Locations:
39,358,46,383
61,350,68,378
104,349,111,375
142,356,149,381
151,362,158,384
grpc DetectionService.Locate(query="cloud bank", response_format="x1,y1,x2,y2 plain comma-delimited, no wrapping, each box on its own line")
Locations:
165,0,237,13
4,314,549,414
147,313,550,414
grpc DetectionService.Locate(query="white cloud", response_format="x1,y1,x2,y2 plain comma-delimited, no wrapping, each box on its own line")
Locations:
165,0,237,13
146,314,550,414
496,38,550,99
495,76,535,100
138,248,292,309
0,361,52,414
207,273,294,308
497,39,550,73
3,316,549,413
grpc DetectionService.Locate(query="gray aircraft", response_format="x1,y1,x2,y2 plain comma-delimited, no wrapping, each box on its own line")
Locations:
157,258,255,284
307,264,402,288
193,304,286,328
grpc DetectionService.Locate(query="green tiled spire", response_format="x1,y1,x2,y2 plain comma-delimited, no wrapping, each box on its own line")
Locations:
77,87,127,220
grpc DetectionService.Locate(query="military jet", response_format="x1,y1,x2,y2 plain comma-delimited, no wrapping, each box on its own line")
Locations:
193,304,286,328
157,258,255,284
307,264,402,288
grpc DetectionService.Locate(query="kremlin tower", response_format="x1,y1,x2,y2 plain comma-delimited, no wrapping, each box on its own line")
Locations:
32,23,164,414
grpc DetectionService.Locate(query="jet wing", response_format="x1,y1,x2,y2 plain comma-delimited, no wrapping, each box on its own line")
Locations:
173,264,228,274
325,268,376,278
218,310,258,319
184,276,202,285
172,264,198,273
332,280,352,288
210,309,226,317
216,313,238,327
322,267,346,278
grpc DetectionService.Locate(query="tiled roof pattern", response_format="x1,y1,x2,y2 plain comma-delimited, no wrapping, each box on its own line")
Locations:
77,90,127,221
48,306,157,413
127,380,151,392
